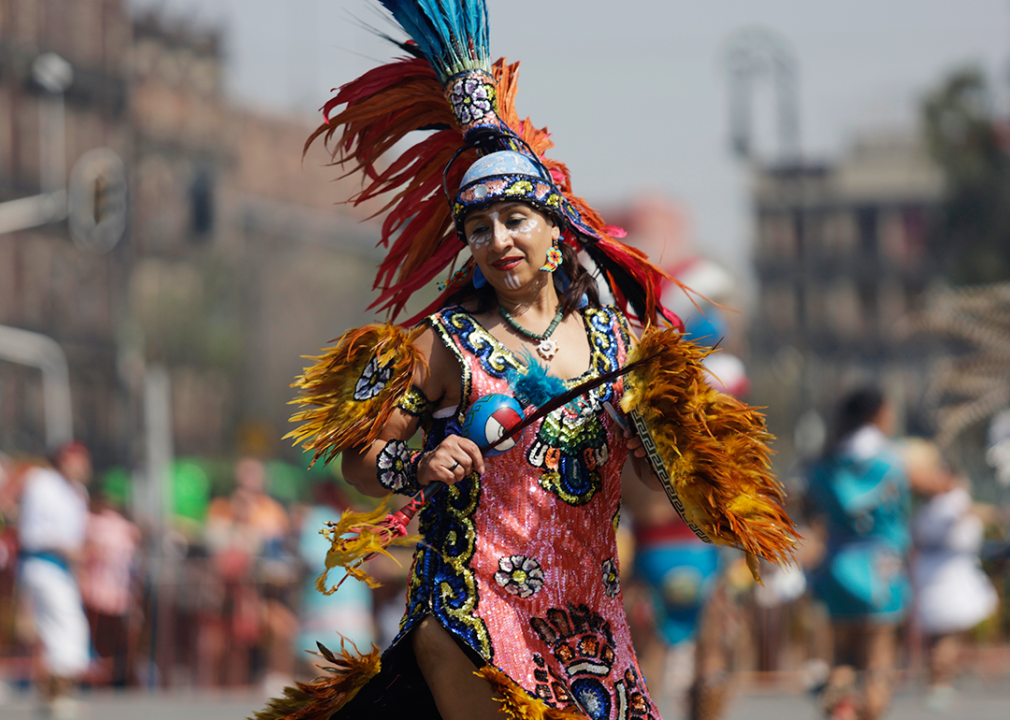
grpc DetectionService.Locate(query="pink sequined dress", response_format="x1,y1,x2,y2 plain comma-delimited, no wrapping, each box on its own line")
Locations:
347,304,661,720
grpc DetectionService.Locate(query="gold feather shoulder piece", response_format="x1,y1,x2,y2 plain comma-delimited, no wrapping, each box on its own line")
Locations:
286,323,428,466
619,328,798,571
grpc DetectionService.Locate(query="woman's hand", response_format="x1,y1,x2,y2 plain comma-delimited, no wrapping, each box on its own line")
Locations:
624,427,651,460
417,435,485,486
624,428,662,490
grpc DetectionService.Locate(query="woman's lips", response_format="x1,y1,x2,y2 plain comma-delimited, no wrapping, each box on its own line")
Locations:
491,257,522,271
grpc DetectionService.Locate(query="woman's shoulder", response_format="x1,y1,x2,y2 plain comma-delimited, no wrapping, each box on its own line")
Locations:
582,303,624,325
421,303,473,328
585,304,634,343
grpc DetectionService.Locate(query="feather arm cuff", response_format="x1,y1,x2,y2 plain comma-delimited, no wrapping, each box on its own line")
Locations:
286,324,428,467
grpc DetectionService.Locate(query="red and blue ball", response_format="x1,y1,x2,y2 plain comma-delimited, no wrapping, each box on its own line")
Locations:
461,394,525,458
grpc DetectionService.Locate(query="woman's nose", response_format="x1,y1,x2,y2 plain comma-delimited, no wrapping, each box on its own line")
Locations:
490,220,512,250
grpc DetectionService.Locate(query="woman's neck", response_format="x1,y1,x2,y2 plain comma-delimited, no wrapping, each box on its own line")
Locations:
495,275,558,318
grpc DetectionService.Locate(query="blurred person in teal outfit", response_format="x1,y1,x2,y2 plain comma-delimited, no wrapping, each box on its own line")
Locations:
806,388,911,720
296,481,375,675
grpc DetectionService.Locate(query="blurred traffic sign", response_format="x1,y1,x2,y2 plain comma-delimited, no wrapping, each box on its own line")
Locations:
68,148,127,254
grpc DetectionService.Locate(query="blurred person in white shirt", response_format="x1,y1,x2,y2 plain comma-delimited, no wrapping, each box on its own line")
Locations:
17,441,93,718
907,442,999,709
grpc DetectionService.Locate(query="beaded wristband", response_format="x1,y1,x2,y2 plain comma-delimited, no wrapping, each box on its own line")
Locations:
376,439,423,495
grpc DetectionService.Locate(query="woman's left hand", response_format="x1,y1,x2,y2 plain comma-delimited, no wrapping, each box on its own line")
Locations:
624,428,661,489
624,428,648,459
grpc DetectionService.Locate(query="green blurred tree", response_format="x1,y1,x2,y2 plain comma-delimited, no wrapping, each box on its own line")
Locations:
924,67,1010,283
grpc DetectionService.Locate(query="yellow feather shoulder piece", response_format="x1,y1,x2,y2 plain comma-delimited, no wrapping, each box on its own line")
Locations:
620,327,798,572
286,323,428,466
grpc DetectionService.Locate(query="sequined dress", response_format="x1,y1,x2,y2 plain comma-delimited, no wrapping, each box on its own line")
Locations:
337,304,660,720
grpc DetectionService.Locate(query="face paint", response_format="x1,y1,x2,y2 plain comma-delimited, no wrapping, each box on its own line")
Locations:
467,211,498,249
466,205,557,293
513,215,538,238
468,210,542,248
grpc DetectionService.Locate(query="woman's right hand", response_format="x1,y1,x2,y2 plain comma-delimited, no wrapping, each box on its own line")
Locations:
417,435,485,486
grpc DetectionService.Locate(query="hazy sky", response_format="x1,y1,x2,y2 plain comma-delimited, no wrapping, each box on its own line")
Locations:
130,0,1010,275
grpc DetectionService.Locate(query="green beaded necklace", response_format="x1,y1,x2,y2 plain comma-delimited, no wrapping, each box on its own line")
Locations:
497,303,565,360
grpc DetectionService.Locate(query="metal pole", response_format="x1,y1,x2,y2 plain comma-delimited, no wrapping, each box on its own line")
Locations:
0,324,73,450
0,53,72,236
142,365,174,526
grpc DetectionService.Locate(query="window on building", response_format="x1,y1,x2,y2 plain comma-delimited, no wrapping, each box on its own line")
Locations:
902,206,927,266
759,212,797,260
829,281,861,338
857,207,878,259
764,283,797,335
880,209,905,264
189,168,214,240
823,211,856,255
857,279,878,337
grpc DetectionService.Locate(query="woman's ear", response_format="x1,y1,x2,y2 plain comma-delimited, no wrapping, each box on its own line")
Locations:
550,220,561,243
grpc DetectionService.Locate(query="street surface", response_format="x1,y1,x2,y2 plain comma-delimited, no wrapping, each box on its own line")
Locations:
2,681,1009,719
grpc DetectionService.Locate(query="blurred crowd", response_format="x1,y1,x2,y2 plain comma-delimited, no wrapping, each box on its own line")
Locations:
0,446,409,716
0,405,1008,720
618,386,1010,720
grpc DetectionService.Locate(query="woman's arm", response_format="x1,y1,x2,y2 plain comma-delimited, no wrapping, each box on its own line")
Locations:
341,326,485,496
341,409,423,497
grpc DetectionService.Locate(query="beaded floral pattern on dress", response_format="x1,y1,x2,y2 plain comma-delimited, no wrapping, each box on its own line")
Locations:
495,555,546,599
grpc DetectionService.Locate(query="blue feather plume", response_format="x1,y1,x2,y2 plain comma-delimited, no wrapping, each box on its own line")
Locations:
378,0,490,81
507,349,568,408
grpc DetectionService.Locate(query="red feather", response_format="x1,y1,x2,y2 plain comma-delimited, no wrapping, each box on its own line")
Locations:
308,55,683,326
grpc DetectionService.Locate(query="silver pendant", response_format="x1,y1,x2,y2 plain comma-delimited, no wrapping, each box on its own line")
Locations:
537,339,558,361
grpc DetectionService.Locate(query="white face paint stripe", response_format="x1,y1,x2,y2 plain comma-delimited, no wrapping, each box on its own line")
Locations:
467,210,498,248
503,273,521,289
513,216,538,239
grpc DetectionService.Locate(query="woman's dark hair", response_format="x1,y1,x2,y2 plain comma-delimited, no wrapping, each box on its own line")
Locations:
446,230,601,316
828,386,886,451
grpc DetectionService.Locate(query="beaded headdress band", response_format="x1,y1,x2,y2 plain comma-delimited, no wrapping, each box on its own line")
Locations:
309,0,680,327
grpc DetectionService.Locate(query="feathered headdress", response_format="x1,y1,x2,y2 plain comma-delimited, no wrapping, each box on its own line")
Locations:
308,0,681,326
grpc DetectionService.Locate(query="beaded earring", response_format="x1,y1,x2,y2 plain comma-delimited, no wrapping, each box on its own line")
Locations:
437,265,472,291
540,245,562,273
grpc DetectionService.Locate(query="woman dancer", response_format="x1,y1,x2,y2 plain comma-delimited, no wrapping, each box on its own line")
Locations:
255,2,796,719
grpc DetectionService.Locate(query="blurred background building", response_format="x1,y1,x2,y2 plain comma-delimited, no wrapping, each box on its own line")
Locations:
747,131,944,468
1,0,383,477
